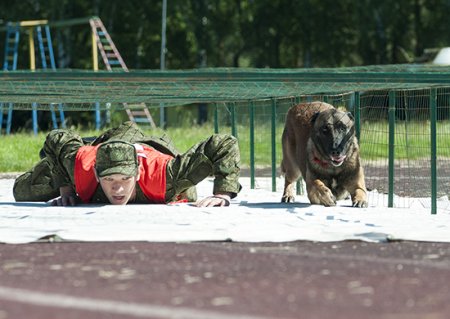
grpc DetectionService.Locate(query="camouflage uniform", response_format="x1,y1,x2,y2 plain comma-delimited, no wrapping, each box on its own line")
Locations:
13,122,241,204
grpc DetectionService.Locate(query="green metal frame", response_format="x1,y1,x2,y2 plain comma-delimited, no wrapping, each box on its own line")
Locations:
249,101,255,189
388,91,396,208
430,88,437,215
271,98,277,192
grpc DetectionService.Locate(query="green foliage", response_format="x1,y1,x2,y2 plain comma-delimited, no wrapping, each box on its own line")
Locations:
1,0,450,71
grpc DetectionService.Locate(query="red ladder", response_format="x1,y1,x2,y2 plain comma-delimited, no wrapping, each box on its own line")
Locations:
89,17,156,128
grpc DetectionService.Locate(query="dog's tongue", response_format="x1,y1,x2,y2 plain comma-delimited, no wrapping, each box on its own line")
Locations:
331,155,346,164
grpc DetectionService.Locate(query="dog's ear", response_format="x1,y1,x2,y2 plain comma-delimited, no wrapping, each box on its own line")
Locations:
311,112,320,124
346,112,354,121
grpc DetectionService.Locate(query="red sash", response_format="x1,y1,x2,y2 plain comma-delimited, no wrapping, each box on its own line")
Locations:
74,144,173,203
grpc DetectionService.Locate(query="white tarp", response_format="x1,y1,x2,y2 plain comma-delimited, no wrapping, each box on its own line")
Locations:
1,177,450,244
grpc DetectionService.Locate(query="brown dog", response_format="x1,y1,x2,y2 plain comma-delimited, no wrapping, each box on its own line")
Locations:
281,101,368,207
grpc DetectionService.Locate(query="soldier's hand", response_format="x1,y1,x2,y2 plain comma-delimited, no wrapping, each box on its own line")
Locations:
49,186,78,206
195,193,231,207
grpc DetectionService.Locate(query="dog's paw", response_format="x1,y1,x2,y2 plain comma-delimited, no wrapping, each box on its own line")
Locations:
352,190,368,208
308,187,336,207
352,199,368,208
281,195,296,203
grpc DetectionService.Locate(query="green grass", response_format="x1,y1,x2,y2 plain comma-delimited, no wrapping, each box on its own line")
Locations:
0,125,219,172
360,121,450,160
2,121,450,173
1,133,46,172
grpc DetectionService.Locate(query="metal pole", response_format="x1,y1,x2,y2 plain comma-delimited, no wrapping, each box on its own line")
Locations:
354,91,361,141
271,98,277,192
230,102,237,138
95,102,101,130
32,102,38,135
160,0,167,70
92,26,98,71
28,28,35,70
295,96,303,195
160,0,167,71
430,88,437,214
214,103,219,134
159,0,167,128
388,91,396,207
249,101,255,189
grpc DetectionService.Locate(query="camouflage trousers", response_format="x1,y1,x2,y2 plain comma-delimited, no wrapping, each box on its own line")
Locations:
13,122,241,203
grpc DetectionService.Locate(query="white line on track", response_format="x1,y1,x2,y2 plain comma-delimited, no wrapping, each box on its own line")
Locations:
0,286,272,319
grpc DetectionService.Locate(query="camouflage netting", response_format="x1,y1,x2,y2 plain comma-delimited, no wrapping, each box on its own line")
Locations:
1,64,450,109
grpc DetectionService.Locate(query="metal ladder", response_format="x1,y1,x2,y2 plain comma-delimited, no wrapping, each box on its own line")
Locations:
3,24,19,70
35,25,66,131
36,25,56,69
1,23,65,134
0,24,19,134
89,17,156,128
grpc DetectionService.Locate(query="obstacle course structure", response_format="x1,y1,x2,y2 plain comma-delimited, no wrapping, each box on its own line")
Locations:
89,17,156,128
1,16,155,134
1,65,450,214
1,20,65,134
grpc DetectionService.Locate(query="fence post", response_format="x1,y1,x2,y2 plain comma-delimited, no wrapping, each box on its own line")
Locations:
32,102,38,135
354,92,361,141
249,100,255,189
94,102,101,131
430,88,437,214
294,96,304,195
230,102,237,138
388,91,396,207
271,98,277,192
214,103,219,134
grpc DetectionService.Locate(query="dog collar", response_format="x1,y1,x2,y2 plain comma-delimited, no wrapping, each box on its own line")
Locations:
312,149,329,168
313,156,329,168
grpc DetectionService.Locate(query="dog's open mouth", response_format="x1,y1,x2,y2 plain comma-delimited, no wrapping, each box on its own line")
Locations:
330,155,346,166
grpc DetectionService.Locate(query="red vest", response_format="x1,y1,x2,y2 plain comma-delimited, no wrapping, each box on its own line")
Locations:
74,144,173,203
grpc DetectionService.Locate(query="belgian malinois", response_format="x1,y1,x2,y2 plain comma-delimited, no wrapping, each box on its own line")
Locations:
281,101,368,207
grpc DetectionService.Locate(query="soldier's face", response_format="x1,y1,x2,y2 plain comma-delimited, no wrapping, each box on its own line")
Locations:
98,173,138,205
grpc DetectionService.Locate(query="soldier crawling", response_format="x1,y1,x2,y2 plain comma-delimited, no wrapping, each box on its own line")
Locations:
13,122,241,207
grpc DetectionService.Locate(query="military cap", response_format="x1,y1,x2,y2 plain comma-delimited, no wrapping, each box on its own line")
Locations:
95,140,139,177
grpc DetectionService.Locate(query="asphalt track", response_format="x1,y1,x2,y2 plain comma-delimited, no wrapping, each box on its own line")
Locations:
1,173,450,318
1,240,450,319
